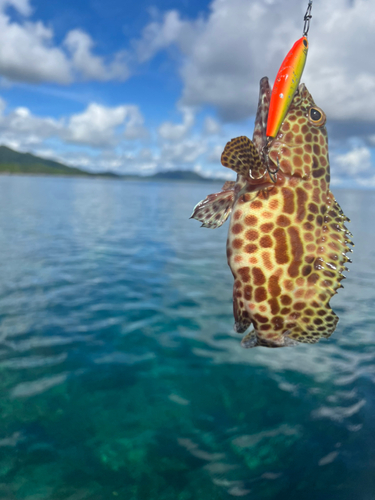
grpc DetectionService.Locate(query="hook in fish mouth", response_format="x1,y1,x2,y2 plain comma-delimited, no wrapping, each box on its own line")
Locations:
267,157,280,183
262,141,280,183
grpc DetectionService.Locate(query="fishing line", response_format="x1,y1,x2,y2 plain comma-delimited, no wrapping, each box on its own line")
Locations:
303,1,313,37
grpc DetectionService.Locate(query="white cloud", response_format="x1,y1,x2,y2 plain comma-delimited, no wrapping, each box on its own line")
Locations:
0,0,31,16
135,0,375,126
204,116,221,136
64,104,128,147
0,6,72,83
64,103,147,147
0,0,129,84
333,147,372,177
206,144,222,163
123,106,148,140
160,138,206,166
158,107,194,141
0,101,62,147
355,175,375,188
135,10,197,63
203,167,236,181
0,96,6,114
0,98,146,149
55,148,159,175
134,0,296,120
64,30,129,82
0,96,202,176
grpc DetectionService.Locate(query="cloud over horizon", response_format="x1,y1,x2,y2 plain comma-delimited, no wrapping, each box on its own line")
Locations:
0,0,374,187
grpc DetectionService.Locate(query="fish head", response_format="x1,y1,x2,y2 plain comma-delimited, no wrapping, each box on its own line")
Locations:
267,84,328,181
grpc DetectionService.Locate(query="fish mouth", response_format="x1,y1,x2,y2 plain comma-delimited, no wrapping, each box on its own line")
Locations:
253,78,305,152
253,78,306,180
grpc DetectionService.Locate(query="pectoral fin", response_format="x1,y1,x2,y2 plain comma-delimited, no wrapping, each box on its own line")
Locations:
221,180,236,190
221,136,266,179
190,183,235,229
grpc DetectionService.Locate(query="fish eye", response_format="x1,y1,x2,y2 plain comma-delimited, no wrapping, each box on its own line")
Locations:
308,107,326,126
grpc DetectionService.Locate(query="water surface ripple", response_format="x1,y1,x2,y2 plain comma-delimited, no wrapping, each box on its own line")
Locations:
0,176,374,499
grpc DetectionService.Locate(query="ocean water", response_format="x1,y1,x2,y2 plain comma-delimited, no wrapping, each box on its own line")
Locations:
0,175,374,500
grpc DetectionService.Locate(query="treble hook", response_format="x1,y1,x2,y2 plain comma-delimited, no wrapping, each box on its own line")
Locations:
267,157,280,183
262,140,280,184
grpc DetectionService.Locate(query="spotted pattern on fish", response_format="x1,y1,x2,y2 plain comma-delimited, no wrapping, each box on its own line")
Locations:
191,79,352,348
228,181,351,348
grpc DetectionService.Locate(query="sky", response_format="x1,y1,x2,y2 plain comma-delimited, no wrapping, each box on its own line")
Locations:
0,0,374,187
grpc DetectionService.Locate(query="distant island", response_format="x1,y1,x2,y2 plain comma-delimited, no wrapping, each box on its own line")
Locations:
0,145,222,183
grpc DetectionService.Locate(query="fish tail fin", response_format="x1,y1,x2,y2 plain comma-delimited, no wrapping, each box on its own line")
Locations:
241,331,298,348
190,181,235,229
286,307,339,343
221,136,265,179
240,305,339,348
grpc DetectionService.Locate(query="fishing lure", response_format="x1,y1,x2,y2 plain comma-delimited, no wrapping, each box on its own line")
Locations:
266,36,309,139
264,1,313,182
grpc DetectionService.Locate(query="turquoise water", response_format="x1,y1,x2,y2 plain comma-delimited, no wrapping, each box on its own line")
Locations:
0,175,374,499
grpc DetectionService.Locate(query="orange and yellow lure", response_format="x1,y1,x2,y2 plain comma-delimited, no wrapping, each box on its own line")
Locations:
263,1,312,183
266,36,309,139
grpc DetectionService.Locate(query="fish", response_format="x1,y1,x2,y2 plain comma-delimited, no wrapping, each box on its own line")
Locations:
267,36,308,139
191,77,353,348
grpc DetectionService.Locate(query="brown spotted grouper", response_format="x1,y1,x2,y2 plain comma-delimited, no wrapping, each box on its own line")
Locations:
191,77,353,348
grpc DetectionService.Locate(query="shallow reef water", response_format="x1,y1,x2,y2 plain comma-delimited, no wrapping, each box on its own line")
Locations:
0,175,374,499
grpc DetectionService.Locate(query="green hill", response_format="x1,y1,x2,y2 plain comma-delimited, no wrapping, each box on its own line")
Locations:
0,145,223,182
0,145,92,176
149,170,214,182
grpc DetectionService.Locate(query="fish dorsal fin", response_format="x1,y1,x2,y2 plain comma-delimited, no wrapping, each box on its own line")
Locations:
301,192,352,305
221,136,265,179
190,184,235,229
321,191,353,291
253,77,271,153
298,190,352,302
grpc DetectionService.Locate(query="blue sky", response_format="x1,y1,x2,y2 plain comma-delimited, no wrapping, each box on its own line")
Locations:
0,0,375,187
